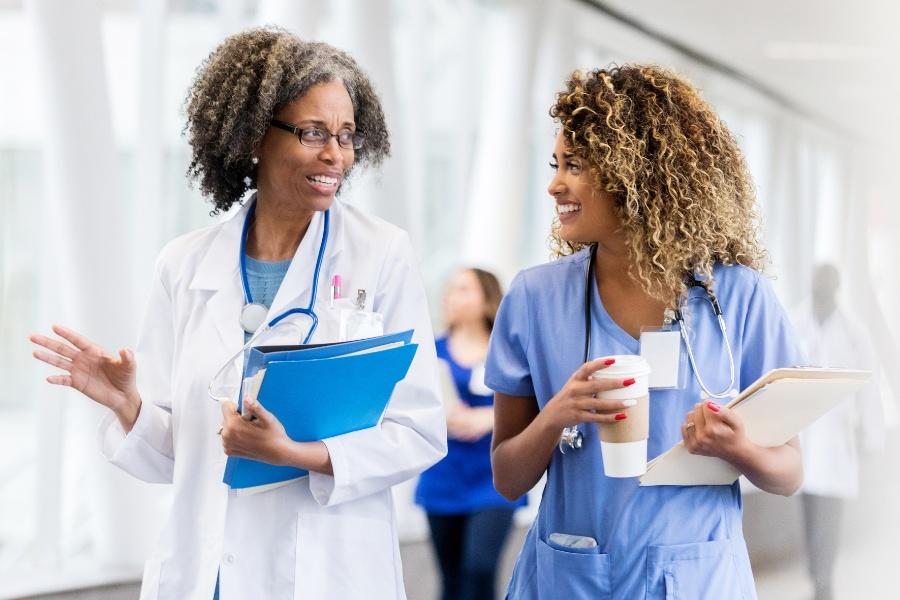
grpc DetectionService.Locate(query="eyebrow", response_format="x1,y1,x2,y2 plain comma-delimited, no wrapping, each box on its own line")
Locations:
300,119,356,129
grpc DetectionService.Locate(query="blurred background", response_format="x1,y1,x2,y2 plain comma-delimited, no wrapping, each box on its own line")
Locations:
1,0,898,598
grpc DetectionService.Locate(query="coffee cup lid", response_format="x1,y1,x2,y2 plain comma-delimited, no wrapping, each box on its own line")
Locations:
591,354,651,378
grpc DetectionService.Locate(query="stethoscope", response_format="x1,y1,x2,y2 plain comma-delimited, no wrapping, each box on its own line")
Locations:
207,199,330,403
559,244,737,453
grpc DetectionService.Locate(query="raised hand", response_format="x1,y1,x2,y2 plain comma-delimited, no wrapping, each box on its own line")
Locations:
30,325,142,429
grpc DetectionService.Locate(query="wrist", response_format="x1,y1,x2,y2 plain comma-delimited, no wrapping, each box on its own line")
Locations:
114,394,142,433
534,406,564,438
720,435,759,468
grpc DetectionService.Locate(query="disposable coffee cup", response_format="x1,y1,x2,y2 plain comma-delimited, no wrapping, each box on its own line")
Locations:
591,355,651,477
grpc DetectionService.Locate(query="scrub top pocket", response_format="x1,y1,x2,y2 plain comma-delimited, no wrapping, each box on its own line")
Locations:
646,539,746,600
536,537,611,600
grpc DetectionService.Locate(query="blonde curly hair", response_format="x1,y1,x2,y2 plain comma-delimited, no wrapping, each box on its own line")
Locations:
549,64,767,308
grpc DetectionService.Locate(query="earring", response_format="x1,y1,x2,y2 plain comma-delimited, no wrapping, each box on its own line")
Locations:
243,176,252,187
251,156,259,165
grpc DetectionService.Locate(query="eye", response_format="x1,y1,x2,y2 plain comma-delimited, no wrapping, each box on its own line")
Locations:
549,161,559,170
568,162,582,174
300,128,327,142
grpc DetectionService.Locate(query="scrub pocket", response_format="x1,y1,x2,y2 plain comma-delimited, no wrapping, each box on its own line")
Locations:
536,537,611,600
646,539,746,600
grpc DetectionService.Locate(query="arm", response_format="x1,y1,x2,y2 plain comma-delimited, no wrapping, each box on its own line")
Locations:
492,359,643,500
682,400,803,496
31,255,177,484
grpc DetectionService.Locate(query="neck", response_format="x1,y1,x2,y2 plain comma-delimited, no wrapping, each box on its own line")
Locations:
593,239,640,290
247,192,315,261
813,299,837,325
450,320,490,343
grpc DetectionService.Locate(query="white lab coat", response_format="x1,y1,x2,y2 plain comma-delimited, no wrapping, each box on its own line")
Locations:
794,305,884,498
97,199,447,600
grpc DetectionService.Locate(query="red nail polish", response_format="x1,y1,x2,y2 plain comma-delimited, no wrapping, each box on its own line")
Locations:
604,358,616,366
615,413,627,421
706,401,720,413
623,378,635,386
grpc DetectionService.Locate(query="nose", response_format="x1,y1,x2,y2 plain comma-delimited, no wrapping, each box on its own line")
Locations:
547,172,565,198
316,136,345,166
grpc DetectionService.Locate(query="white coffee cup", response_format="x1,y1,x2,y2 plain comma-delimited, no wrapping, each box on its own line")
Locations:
591,355,652,478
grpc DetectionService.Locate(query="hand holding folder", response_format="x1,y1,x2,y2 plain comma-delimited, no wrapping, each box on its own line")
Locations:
224,330,418,492
639,367,871,486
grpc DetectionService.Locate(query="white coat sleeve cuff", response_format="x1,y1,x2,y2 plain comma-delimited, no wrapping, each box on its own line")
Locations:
97,401,174,482
308,435,350,507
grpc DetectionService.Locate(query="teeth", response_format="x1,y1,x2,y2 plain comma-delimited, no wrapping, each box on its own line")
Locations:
557,203,581,214
308,175,338,186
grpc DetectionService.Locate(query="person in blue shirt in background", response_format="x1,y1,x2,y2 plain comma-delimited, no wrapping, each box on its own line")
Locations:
416,268,526,600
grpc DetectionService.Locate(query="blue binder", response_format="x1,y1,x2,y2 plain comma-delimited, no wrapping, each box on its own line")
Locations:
224,330,418,490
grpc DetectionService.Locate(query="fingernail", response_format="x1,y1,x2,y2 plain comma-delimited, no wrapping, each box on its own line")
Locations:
615,413,627,421
706,401,720,413
622,398,637,407
604,358,616,366
623,378,635,387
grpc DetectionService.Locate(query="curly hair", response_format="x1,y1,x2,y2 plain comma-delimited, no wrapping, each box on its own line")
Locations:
549,64,767,308
184,27,391,214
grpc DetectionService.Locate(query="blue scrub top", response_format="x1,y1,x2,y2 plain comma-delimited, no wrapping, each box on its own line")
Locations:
415,337,527,514
485,247,805,600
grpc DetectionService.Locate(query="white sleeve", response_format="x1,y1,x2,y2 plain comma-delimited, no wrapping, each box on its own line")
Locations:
852,323,885,454
308,231,448,506
97,254,176,483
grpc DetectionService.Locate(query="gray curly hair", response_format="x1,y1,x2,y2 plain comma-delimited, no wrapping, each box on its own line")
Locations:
185,27,391,214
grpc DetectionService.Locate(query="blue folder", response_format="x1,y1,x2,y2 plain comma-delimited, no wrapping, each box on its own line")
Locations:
224,330,417,490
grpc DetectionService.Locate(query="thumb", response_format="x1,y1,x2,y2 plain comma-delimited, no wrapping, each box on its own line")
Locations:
707,400,740,429
243,398,276,426
221,400,238,418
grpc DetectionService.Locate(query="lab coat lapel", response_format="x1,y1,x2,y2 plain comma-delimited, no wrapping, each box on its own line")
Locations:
189,202,249,356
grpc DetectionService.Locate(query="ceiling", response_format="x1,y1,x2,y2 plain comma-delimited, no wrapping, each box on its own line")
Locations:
594,0,899,144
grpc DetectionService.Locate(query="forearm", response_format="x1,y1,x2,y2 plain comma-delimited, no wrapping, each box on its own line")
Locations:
726,438,803,496
492,410,561,500
279,440,334,476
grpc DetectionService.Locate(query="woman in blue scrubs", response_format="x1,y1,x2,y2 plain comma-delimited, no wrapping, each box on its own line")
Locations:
485,65,805,599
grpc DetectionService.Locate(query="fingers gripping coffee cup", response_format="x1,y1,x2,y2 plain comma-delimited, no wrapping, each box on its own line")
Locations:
591,355,652,477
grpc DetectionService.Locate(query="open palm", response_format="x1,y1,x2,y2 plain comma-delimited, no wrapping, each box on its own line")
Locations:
30,325,139,412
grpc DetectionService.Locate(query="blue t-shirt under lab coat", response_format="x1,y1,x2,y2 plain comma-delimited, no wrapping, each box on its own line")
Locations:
484,247,806,600
415,336,526,514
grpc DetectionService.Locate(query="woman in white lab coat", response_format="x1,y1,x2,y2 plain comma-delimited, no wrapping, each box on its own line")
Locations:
29,28,446,600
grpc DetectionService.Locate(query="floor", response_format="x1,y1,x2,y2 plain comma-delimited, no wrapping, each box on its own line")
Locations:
21,435,899,600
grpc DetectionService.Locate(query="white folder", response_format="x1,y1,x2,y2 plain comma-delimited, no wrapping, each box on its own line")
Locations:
639,368,871,486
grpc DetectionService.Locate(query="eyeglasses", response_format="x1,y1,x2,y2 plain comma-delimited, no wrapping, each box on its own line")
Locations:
270,119,365,150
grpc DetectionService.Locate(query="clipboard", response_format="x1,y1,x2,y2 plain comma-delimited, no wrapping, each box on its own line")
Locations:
639,367,871,486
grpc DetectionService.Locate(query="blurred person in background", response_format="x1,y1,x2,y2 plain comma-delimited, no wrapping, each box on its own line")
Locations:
794,263,884,600
415,268,526,600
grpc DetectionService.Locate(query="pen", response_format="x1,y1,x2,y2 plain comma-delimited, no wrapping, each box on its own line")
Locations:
331,275,342,308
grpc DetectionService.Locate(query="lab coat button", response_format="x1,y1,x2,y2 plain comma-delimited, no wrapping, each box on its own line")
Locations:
223,552,235,565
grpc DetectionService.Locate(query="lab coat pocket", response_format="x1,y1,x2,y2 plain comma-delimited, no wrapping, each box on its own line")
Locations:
536,537,611,600
295,512,398,599
646,539,746,600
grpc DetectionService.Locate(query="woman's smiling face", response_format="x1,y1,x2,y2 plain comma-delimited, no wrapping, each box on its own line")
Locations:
547,130,621,245
255,80,357,213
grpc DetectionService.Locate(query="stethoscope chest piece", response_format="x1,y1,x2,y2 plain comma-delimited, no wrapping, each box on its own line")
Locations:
240,302,269,334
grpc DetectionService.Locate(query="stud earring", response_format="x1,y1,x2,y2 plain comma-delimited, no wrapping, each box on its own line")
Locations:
251,156,259,165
